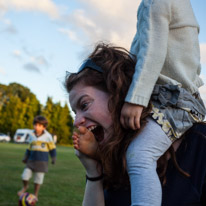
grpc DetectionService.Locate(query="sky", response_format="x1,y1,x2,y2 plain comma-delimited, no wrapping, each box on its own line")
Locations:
0,0,206,106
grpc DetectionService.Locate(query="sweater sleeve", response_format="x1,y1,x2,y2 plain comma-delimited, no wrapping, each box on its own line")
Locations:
126,0,171,107
48,137,57,163
22,149,30,163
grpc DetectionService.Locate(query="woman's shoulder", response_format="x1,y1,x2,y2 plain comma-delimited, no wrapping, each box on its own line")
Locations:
174,122,206,171
183,123,206,149
162,123,206,206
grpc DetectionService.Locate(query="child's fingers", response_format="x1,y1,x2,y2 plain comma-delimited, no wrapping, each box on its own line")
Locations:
121,116,140,130
122,117,130,129
120,116,126,128
134,116,140,129
129,117,136,130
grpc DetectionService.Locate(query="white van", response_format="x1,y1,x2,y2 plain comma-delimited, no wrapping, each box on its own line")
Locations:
13,129,33,143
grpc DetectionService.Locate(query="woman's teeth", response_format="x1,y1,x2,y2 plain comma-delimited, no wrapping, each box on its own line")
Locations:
88,126,97,131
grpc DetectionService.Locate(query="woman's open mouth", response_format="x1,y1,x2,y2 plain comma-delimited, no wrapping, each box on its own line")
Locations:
88,125,104,142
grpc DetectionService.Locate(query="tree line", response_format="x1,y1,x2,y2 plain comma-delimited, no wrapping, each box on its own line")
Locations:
0,82,73,145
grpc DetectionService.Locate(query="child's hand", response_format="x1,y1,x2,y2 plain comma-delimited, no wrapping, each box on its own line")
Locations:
22,157,28,164
22,159,27,164
120,102,144,130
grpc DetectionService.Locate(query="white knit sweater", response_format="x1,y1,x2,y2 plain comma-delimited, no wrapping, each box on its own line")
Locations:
126,0,203,107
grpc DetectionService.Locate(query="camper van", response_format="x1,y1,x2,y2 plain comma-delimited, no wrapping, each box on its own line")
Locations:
13,129,33,143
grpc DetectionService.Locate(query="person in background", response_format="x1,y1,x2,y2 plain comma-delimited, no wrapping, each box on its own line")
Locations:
17,115,56,200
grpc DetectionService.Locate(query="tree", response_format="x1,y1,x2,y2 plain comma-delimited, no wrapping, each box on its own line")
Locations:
0,83,74,144
42,97,73,144
0,83,41,137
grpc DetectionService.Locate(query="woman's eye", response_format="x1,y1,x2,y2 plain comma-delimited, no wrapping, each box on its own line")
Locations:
81,102,89,110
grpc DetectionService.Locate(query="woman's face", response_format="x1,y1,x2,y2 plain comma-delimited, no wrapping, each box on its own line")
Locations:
69,82,113,141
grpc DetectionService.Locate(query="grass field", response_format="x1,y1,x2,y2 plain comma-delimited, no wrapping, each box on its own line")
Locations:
0,142,85,206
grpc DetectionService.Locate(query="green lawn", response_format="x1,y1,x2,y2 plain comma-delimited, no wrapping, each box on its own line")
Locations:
0,143,85,206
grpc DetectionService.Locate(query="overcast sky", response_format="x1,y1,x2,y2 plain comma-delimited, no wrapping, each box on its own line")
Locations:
0,0,206,106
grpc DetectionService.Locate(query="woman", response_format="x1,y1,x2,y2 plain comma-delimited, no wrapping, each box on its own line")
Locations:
66,43,206,205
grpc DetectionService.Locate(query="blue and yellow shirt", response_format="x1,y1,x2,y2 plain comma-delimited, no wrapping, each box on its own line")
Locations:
24,130,56,172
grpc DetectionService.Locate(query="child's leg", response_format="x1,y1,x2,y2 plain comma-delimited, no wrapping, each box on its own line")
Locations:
18,168,32,196
72,126,99,159
34,184,41,198
126,118,172,206
17,180,29,196
33,172,45,198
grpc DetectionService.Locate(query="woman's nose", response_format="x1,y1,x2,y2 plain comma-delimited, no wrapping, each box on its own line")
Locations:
73,113,86,127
